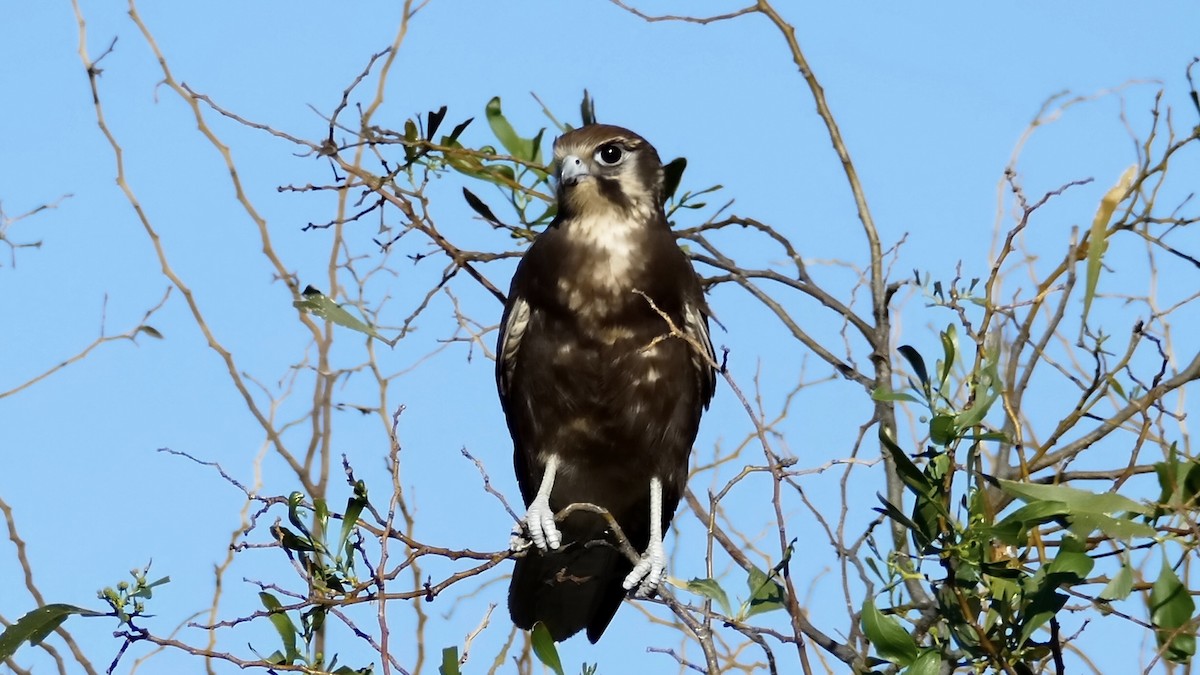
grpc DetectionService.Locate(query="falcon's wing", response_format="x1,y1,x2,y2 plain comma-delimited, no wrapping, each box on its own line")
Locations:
496,294,531,400
683,299,718,406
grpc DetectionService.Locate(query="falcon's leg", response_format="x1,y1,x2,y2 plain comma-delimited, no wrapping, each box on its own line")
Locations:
519,454,562,551
622,475,666,597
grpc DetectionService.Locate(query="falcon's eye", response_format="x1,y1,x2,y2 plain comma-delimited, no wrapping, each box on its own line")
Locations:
595,143,625,166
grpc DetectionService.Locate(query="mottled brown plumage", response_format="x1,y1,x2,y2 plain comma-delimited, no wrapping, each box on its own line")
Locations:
497,124,715,642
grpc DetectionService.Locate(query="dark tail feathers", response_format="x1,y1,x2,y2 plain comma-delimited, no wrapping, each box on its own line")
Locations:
508,519,633,643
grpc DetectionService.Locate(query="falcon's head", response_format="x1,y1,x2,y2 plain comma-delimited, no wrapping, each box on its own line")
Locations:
552,124,666,221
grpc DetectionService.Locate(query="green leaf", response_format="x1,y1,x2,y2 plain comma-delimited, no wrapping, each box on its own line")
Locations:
438,646,461,675
743,565,786,619
1046,538,1093,581
294,287,383,340
662,157,687,202
687,577,733,616
897,345,929,390
485,97,540,162
443,117,473,145
530,622,566,675
989,501,1071,545
1018,586,1067,647
876,493,931,550
0,604,97,661
1150,556,1197,663
879,428,934,497
1068,512,1156,540
929,414,957,446
1083,166,1135,324
1098,564,1134,601
426,106,447,140
904,650,941,675
338,483,369,560
403,118,419,163
871,388,922,404
272,524,315,553
462,187,504,226
258,592,300,664
997,479,1150,516
288,491,312,538
911,493,945,554
131,576,171,600
954,387,997,431
861,598,918,666
938,324,957,389
579,89,597,126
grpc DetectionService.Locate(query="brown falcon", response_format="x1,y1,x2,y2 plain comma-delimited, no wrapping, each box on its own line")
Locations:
496,124,716,642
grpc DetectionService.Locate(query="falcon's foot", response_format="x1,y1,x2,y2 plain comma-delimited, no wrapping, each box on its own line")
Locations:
522,491,561,551
508,523,532,552
622,532,666,597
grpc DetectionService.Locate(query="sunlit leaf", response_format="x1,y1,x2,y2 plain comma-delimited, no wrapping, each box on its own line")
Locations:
1083,165,1135,324
1098,564,1134,601
997,479,1150,516
743,565,787,619
989,500,1070,545
294,286,383,340
938,324,957,389
687,577,733,616
131,576,171,600
1068,512,1156,540
485,97,539,162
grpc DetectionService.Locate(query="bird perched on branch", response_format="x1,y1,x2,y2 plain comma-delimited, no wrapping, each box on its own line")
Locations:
496,124,716,643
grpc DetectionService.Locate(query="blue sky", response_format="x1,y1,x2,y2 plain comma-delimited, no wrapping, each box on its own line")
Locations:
3,2,1199,674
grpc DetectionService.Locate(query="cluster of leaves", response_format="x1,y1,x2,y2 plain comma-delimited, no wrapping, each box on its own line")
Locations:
863,327,1198,673
0,565,166,663
257,484,372,673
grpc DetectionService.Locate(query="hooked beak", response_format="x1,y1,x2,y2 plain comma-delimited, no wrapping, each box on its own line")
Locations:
558,154,589,186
